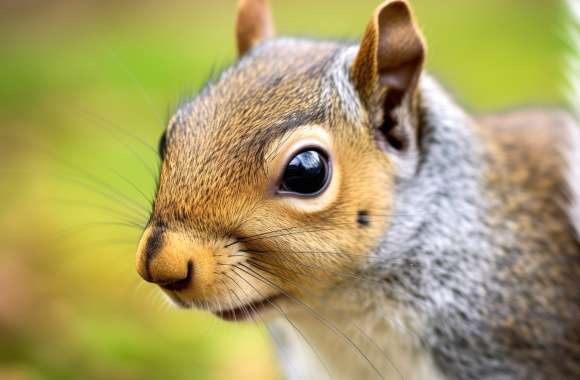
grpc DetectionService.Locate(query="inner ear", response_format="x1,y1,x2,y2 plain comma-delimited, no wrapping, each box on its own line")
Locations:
377,89,408,151
352,0,426,153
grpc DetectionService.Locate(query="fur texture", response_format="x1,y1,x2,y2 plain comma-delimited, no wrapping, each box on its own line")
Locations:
134,1,580,379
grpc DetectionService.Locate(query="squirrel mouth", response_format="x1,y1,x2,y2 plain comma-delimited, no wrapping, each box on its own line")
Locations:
212,294,284,322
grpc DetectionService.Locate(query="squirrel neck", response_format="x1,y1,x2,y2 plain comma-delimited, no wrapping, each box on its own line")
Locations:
371,74,580,379
374,75,493,292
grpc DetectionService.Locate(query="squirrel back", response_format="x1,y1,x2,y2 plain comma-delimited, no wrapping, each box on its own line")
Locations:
134,1,580,379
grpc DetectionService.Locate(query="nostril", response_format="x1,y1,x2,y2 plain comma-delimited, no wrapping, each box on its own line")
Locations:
158,260,194,291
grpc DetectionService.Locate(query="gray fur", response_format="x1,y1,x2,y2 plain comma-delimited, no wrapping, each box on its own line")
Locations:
367,76,503,379
272,66,580,379
365,74,580,378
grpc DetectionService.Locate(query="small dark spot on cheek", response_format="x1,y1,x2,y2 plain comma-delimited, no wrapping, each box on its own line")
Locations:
357,210,370,227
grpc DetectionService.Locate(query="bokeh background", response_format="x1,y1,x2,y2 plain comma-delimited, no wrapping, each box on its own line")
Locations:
0,0,574,379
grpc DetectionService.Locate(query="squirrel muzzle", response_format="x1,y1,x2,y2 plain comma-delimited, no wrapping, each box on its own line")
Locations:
136,227,216,297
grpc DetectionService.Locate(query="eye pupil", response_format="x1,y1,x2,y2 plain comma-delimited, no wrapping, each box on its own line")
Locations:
280,150,330,195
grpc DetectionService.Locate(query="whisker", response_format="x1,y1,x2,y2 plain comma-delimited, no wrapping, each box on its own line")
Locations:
0,169,150,220
239,248,388,261
223,272,253,319
62,170,151,215
46,145,153,215
52,221,145,243
99,45,165,128
236,264,385,380
3,134,154,216
77,108,161,180
225,271,263,330
221,278,244,324
225,226,301,248
51,198,146,226
229,269,333,380
246,254,376,287
54,171,150,218
230,226,340,247
227,210,427,248
241,258,409,380
97,238,139,247
239,258,407,379
264,324,304,380
243,249,415,288
111,169,154,211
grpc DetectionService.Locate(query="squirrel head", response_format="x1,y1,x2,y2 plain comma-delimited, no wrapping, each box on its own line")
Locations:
136,0,425,320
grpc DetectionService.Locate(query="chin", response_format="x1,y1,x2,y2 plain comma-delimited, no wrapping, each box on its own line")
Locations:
163,290,289,323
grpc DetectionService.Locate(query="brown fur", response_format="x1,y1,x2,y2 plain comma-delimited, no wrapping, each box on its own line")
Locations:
137,38,395,307
474,109,580,373
135,0,430,311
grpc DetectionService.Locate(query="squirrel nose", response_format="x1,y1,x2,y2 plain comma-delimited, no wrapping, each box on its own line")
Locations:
155,260,193,291
136,227,194,291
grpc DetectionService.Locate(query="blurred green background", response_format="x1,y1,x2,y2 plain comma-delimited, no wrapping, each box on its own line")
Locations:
0,0,573,379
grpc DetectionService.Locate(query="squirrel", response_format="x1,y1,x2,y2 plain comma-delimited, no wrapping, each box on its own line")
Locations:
134,0,580,379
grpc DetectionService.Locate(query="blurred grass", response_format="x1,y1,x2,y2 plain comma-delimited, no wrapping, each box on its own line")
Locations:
0,0,573,379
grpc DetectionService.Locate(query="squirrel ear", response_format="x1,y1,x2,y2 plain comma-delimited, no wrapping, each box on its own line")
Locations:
352,0,425,156
236,0,275,56
352,0,425,103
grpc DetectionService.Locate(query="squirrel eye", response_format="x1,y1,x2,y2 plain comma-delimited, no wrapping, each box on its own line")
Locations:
279,149,330,196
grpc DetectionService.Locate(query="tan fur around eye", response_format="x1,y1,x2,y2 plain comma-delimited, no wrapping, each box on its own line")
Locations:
266,125,341,214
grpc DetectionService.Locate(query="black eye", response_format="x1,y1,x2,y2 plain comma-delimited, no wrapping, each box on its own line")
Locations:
280,149,330,196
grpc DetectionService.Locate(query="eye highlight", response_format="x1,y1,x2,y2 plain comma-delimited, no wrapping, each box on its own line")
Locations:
279,149,331,196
